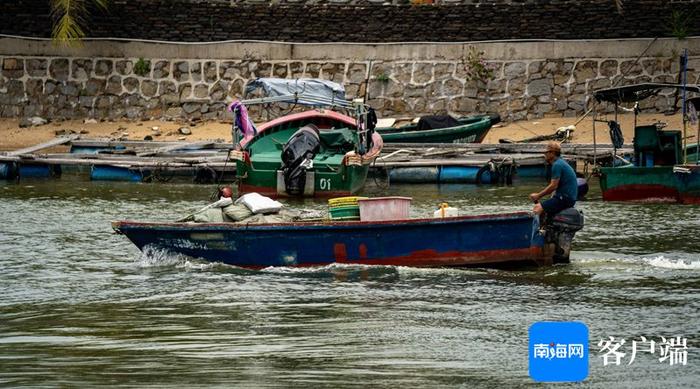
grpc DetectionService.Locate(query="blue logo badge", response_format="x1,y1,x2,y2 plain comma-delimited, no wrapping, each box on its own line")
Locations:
529,321,589,382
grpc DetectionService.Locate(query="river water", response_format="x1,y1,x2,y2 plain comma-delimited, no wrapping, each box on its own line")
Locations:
1,176,698,387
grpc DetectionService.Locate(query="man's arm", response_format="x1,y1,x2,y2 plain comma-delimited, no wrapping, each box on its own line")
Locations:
529,178,560,202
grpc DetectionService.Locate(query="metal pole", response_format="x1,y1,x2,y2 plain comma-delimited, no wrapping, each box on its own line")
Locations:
231,107,240,149
364,59,373,104
681,49,688,163
592,109,597,168
608,103,616,161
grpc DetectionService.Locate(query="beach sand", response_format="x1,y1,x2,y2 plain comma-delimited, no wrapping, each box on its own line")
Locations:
0,112,693,152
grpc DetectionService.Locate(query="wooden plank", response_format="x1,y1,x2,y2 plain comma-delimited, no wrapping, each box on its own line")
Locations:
136,141,216,157
379,144,633,159
5,135,79,156
0,154,236,168
381,142,629,152
71,139,235,149
34,152,229,164
373,156,545,168
71,139,188,148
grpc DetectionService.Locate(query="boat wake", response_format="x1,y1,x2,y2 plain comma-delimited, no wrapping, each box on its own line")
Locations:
136,245,213,270
572,251,700,270
258,262,409,282
261,262,393,274
643,255,700,270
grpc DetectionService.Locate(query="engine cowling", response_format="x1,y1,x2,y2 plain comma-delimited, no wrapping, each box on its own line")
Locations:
281,125,321,195
546,208,584,264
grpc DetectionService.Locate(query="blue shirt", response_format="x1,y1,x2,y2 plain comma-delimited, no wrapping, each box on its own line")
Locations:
551,158,578,201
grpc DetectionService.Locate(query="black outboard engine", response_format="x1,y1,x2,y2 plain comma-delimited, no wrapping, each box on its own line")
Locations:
545,208,584,264
281,124,321,195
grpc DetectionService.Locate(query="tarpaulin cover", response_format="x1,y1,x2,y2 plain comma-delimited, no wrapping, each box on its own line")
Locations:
244,78,346,106
416,115,460,131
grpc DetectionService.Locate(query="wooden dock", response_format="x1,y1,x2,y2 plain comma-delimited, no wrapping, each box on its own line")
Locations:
375,142,631,167
1,137,631,183
0,137,236,183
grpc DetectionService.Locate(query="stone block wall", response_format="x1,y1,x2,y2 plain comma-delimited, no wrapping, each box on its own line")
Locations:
2,51,698,122
2,0,699,42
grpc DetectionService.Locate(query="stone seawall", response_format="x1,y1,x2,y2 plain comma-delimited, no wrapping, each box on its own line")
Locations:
2,0,699,42
1,38,698,122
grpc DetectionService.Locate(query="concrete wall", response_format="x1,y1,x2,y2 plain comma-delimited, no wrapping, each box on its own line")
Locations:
1,37,698,121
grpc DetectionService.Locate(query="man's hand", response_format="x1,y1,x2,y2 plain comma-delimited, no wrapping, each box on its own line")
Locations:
529,192,540,203
532,202,544,215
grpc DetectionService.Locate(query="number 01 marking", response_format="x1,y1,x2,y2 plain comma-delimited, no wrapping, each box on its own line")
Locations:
319,178,331,191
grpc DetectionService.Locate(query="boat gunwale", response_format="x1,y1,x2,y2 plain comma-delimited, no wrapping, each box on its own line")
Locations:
113,211,536,231
599,165,676,173
256,109,357,132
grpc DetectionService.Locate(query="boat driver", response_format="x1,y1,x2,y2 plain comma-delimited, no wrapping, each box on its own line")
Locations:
530,141,578,217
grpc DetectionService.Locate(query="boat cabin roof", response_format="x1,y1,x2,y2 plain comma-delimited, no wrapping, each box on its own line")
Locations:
593,83,700,104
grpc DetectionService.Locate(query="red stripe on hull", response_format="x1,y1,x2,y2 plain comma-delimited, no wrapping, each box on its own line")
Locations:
235,247,548,269
679,194,700,205
602,184,679,202
336,247,547,267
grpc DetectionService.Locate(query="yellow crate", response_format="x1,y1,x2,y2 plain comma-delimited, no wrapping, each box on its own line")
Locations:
328,196,368,208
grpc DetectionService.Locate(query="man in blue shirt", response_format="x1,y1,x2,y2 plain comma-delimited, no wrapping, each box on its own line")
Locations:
530,141,578,217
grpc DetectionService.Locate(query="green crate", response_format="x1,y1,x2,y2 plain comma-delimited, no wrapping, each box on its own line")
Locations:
328,204,360,220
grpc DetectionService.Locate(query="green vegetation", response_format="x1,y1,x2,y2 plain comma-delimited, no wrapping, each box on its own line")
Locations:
668,10,692,40
51,0,109,46
133,58,151,77
463,46,495,83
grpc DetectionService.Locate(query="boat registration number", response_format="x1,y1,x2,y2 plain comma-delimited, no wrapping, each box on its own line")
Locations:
319,177,332,191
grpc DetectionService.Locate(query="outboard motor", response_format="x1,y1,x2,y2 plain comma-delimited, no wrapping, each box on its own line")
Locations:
545,208,584,264
576,177,589,200
281,125,321,195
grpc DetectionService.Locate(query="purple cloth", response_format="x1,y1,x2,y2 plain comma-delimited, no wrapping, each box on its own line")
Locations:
228,101,257,137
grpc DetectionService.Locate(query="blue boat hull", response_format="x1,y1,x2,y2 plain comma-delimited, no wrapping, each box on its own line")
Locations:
113,212,552,268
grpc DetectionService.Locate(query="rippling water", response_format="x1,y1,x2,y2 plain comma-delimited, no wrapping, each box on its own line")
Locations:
1,177,698,387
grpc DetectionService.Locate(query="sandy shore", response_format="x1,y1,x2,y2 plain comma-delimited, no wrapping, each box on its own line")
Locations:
0,112,692,152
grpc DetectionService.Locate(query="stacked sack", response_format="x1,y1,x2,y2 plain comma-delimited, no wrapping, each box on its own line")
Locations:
178,192,283,223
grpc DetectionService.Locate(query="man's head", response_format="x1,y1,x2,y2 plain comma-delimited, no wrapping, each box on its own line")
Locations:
544,141,561,163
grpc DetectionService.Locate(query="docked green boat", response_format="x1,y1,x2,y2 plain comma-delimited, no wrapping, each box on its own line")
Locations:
231,78,382,198
376,113,499,143
593,83,700,203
